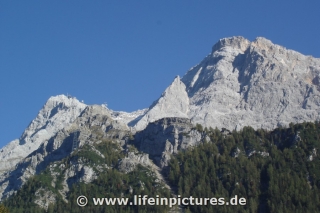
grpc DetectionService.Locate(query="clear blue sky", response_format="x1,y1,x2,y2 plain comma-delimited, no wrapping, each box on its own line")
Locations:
1,1,320,147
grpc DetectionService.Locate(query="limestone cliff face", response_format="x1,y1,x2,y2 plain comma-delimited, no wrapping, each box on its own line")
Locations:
134,36,320,131
0,95,86,174
0,104,130,201
134,117,206,168
133,76,189,131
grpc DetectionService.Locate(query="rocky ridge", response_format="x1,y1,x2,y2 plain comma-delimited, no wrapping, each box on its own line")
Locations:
0,101,206,206
0,95,86,174
0,95,145,175
0,103,137,201
133,36,320,131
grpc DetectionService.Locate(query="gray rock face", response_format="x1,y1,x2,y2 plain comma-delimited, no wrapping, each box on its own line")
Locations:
111,109,148,127
0,95,86,174
34,188,56,210
133,76,189,130
0,104,130,201
134,117,205,168
308,148,317,161
133,36,320,131
118,152,151,173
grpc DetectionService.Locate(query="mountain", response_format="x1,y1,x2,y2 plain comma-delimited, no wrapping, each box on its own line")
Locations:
0,95,86,175
0,102,137,201
133,36,320,131
1,36,320,211
0,95,146,201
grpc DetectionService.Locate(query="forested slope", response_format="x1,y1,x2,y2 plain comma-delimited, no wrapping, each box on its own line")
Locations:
168,121,320,213
3,121,320,213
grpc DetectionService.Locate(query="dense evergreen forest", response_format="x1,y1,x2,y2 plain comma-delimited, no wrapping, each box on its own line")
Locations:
168,121,320,213
2,121,320,213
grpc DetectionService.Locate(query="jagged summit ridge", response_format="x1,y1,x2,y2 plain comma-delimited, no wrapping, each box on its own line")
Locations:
212,36,250,52
20,95,86,145
0,95,86,174
133,36,320,131
0,100,134,201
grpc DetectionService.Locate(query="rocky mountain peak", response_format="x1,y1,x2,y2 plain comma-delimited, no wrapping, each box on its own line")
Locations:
80,104,111,118
45,94,81,106
251,37,274,48
132,76,189,131
160,75,185,99
133,36,320,132
212,36,250,53
19,94,86,145
0,95,87,174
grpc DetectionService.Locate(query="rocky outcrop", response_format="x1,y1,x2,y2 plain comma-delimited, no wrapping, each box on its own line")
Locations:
118,152,151,173
133,76,189,130
308,148,317,161
34,188,56,210
134,117,206,168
